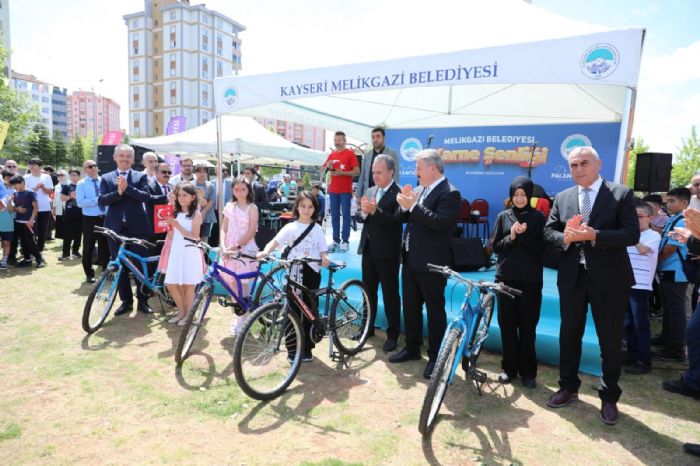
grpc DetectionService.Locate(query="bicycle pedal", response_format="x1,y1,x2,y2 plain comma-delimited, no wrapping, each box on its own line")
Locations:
470,369,487,384
217,297,231,307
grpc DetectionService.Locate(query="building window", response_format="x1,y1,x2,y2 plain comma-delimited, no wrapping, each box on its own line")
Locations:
170,109,176,119
202,84,208,106
132,18,139,28
132,32,139,55
217,17,223,28
202,57,209,79
216,34,223,55
202,30,208,51
133,61,140,81
170,82,176,105
216,61,223,78
32,95,39,101
41,96,49,103
202,14,208,24
133,91,140,109
42,108,49,114
169,11,175,20
202,111,209,124
169,54,176,77
170,25,176,48
32,83,38,91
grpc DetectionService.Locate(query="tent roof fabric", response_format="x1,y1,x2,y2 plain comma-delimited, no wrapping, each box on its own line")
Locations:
131,115,327,166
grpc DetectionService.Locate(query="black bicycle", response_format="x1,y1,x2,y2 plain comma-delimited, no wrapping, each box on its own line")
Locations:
232,255,373,401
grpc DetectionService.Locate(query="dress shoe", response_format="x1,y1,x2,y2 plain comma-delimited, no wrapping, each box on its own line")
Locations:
662,376,700,400
388,348,421,363
383,338,398,353
546,389,578,408
137,301,153,314
86,277,96,284
114,302,134,316
650,335,664,346
600,401,619,426
684,443,700,457
624,361,651,375
522,377,537,389
423,360,436,379
654,349,686,362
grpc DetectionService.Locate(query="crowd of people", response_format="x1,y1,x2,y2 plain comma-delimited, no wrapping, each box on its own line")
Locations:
1,134,699,457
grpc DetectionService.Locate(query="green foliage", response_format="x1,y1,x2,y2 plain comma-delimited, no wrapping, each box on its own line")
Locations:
27,124,54,163
626,137,649,188
51,132,69,168
300,172,312,191
69,136,84,166
671,126,700,188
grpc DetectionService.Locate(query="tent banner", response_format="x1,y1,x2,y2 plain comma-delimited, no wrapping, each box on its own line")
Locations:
386,121,622,226
101,130,122,145
214,29,643,114
166,116,187,135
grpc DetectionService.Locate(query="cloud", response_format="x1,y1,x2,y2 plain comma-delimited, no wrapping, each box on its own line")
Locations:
638,39,700,89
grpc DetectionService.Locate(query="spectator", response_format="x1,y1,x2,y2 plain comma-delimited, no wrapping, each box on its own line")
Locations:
76,160,109,284
23,158,54,254
59,169,83,261
243,166,269,211
623,200,661,375
323,131,360,252
169,157,195,186
193,164,216,243
310,182,325,226
210,164,232,247
277,174,297,201
42,165,58,241
0,170,15,270
9,175,45,268
642,194,670,234
141,152,159,183
655,187,692,362
4,161,20,266
356,127,399,201
52,170,68,240
689,172,700,211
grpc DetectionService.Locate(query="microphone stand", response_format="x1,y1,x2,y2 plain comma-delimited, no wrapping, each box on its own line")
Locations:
527,142,537,179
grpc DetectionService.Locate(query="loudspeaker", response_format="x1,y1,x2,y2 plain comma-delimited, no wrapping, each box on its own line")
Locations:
96,144,152,174
634,152,672,192
451,238,488,272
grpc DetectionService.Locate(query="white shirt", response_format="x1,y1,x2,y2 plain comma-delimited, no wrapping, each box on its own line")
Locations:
273,221,328,273
142,169,156,183
409,176,445,212
627,228,662,291
577,176,603,218
23,173,54,212
169,173,195,186
690,196,700,211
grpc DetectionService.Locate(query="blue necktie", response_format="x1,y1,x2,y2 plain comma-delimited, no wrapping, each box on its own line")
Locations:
93,178,105,214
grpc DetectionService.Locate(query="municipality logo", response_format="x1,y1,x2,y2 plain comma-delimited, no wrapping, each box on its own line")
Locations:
400,138,422,162
223,86,238,108
581,43,620,79
560,134,592,160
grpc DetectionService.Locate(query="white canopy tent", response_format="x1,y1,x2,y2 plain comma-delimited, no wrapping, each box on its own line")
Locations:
132,114,327,166
212,1,644,183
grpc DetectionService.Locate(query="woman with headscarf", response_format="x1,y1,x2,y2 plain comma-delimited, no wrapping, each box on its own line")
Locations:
492,176,546,388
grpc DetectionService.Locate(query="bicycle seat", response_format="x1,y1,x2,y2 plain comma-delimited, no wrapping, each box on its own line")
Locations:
328,261,346,271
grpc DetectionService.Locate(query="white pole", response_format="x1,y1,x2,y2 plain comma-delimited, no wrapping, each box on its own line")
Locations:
216,115,224,227
614,87,637,184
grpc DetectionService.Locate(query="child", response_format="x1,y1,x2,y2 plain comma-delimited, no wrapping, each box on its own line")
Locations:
9,175,46,268
164,182,204,325
222,176,260,336
642,194,670,234
624,200,661,374
257,191,330,362
0,170,16,270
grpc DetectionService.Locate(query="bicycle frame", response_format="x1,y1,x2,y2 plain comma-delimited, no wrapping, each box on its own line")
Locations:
204,254,264,311
283,267,338,333
108,243,163,292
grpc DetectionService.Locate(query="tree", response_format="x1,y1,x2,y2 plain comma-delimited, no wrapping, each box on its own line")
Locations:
626,137,649,188
52,132,69,168
671,126,700,188
0,44,40,160
27,124,54,163
69,136,84,166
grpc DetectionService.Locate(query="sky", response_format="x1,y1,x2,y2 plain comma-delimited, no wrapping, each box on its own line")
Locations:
7,0,699,153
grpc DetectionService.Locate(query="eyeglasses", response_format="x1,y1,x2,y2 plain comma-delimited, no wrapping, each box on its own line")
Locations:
637,215,649,218
693,183,700,187
5,165,17,169
58,174,66,177
160,171,172,175
85,164,97,169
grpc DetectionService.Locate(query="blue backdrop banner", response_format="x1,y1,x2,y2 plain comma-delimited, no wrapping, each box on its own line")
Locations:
386,122,622,227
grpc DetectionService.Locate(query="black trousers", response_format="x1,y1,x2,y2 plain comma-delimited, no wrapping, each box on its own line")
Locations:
61,214,82,257
81,215,109,279
497,280,542,379
55,215,64,239
402,257,447,360
660,279,692,356
34,211,51,252
15,221,41,262
286,265,321,356
558,267,627,403
361,243,401,339
107,223,148,304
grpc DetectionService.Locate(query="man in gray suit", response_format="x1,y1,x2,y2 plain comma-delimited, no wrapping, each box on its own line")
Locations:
356,127,399,201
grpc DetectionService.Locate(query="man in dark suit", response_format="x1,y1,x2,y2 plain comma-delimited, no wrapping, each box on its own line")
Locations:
146,162,172,246
356,127,400,201
243,167,269,212
390,149,461,379
99,144,154,316
357,154,403,352
544,146,639,426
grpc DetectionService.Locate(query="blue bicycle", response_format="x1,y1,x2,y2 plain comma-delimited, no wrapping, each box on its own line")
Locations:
174,239,285,365
82,227,174,334
418,264,521,436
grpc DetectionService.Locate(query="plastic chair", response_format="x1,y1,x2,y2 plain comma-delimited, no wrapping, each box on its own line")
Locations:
459,198,472,238
470,198,490,240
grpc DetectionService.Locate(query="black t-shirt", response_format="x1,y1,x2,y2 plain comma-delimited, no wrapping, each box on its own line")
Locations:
61,184,82,217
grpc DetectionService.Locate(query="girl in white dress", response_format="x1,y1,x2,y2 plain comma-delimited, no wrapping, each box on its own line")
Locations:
165,182,204,325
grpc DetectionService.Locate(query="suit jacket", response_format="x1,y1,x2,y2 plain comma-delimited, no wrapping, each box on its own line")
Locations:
398,179,461,272
544,179,640,292
357,182,402,260
356,147,399,200
252,181,269,211
146,181,169,238
98,169,151,238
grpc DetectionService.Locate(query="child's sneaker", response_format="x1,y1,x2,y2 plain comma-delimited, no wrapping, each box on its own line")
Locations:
339,242,349,252
71,253,82,259
58,256,71,261
0,259,7,270
328,242,340,253
302,350,314,362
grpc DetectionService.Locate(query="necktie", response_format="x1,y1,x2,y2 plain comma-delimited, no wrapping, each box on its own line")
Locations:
580,188,592,262
119,171,127,177
376,188,384,203
92,178,105,214
162,184,169,196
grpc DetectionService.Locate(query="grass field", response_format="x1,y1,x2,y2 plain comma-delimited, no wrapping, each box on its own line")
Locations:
1,241,699,465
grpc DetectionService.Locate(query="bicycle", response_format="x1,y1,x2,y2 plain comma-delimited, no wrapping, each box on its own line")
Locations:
232,255,372,401
417,263,521,436
82,227,175,334
174,240,286,365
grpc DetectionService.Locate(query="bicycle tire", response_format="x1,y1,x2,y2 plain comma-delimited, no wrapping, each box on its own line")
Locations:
175,284,211,365
82,268,120,334
329,279,372,356
418,326,462,436
233,302,303,401
252,264,286,307
468,293,494,366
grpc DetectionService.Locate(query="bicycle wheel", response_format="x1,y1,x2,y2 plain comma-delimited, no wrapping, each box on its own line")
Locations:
330,279,372,356
418,326,462,436
252,264,286,307
468,293,495,365
233,302,303,401
175,284,212,365
82,267,120,334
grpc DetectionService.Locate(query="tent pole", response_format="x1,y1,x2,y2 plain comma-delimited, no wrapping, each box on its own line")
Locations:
216,115,224,230
614,88,637,185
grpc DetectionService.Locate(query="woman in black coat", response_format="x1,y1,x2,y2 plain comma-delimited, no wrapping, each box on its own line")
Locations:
492,176,546,388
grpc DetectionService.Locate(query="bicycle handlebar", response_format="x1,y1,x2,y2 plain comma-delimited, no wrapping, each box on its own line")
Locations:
94,226,156,249
183,237,264,264
427,263,522,298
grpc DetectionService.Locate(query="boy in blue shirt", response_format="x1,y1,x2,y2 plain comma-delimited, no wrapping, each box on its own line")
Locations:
656,187,692,361
9,175,45,268
0,170,15,270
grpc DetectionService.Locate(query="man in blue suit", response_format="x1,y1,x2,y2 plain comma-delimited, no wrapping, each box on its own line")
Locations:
99,144,153,315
